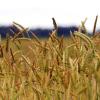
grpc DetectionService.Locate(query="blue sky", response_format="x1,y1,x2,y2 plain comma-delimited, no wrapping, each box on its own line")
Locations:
0,0,100,31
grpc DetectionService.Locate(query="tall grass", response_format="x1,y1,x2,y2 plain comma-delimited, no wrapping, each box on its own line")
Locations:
0,18,100,100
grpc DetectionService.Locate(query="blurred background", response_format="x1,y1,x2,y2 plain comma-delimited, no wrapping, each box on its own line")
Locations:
0,0,100,37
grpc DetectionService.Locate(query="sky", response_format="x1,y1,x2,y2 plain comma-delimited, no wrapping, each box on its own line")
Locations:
0,0,100,31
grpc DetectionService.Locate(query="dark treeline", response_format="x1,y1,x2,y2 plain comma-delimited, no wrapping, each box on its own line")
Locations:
0,26,78,38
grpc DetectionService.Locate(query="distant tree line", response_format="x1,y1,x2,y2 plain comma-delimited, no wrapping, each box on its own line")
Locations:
0,26,78,38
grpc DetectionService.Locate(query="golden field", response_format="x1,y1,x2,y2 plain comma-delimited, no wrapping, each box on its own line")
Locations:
0,18,100,100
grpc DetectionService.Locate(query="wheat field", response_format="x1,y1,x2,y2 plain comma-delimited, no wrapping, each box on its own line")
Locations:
0,18,100,100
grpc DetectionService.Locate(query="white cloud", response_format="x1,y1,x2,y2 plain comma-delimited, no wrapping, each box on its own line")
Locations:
0,0,100,31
